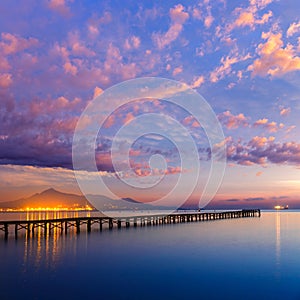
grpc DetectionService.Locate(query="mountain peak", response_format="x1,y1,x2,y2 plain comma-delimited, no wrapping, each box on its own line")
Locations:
122,197,141,204
41,188,61,195
0,188,94,210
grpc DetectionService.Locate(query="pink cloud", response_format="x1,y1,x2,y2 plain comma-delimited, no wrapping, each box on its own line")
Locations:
67,31,96,57
124,36,141,50
103,115,115,129
124,112,135,125
129,149,142,157
233,10,272,30
248,31,300,76
248,136,275,148
104,43,139,80
182,115,201,128
134,168,151,177
47,0,71,17
280,107,291,116
93,86,103,98
204,14,214,28
51,116,78,134
71,41,95,57
192,7,201,20
287,21,300,37
165,166,182,175
130,164,182,177
191,75,205,88
0,56,10,71
170,4,189,24
229,0,273,32
63,61,77,75
28,96,82,118
87,12,112,38
49,41,111,88
172,66,183,76
152,4,189,49
224,135,300,166
0,73,12,88
51,42,69,60
286,125,296,134
253,118,284,132
250,0,273,9
0,33,39,55
254,118,268,125
218,110,249,129
210,53,251,83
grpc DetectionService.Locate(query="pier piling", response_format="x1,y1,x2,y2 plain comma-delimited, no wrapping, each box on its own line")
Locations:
0,209,260,239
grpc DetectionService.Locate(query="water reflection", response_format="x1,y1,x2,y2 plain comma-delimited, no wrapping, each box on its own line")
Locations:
0,211,100,222
275,212,281,278
25,211,81,221
22,225,79,273
2,211,300,299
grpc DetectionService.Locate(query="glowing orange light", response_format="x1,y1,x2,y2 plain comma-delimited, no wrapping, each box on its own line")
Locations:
1,206,94,212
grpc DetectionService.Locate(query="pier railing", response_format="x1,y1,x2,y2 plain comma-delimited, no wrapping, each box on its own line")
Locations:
0,209,260,239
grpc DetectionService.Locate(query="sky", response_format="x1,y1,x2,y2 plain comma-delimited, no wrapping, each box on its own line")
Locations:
0,0,300,209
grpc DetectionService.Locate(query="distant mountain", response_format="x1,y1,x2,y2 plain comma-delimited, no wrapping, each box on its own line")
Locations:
0,188,93,210
0,188,176,211
121,197,141,204
87,194,175,211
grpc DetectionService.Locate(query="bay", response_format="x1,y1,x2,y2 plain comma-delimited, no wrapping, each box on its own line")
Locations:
0,211,300,299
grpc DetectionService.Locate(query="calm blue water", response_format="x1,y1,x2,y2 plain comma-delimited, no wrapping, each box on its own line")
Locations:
1,211,300,300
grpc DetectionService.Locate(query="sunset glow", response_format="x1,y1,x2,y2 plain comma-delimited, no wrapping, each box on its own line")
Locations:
0,0,299,209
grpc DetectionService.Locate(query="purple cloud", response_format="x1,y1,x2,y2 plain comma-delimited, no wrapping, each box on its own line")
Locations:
225,136,300,166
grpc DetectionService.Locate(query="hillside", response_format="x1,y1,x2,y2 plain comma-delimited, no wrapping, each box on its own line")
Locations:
0,188,174,211
0,188,94,210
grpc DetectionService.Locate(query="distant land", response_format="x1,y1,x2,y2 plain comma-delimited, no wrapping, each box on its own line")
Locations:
0,188,93,211
0,188,176,212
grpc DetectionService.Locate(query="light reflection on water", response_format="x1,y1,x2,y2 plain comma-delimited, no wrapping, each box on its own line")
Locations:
275,211,281,279
0,210,96,221
1,211,300,299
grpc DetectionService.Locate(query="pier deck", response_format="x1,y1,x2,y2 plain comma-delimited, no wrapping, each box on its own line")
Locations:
0,209,260,239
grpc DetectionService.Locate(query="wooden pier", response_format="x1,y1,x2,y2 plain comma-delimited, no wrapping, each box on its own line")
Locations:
0,209,260,239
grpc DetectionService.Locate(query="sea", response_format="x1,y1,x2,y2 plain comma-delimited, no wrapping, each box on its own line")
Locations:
0,210,300,300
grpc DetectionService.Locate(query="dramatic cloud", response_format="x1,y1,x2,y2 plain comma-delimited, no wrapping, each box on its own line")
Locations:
232,10,272,30
0,0,300,201
0,95,85,169
248,30,300,76
225,136,300,166
229,0,273,31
